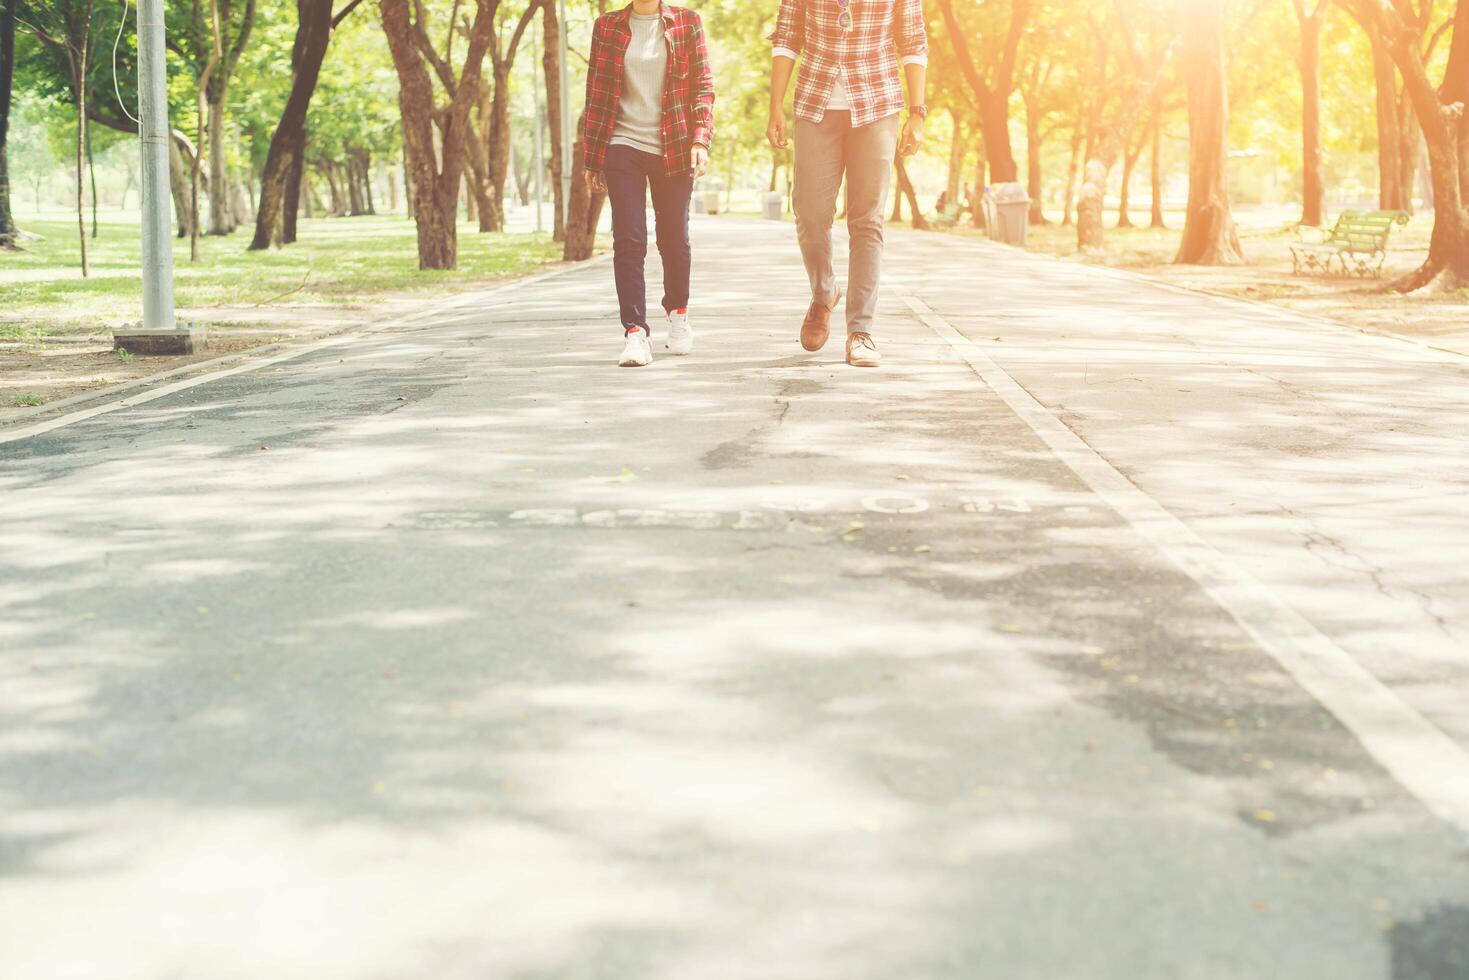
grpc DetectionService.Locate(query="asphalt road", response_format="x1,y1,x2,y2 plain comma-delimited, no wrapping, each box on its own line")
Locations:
2,217,1467,979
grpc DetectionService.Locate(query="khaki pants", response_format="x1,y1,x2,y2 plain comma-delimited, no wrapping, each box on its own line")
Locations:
793,110,901,336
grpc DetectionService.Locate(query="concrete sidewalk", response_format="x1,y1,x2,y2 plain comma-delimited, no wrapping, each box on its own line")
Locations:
1,216,1467,979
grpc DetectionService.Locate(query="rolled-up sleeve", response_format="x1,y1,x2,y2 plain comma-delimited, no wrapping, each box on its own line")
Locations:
769,0,805,57
895,0,928,63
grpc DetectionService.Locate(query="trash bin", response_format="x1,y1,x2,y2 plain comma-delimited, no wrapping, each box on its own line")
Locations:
763,191,784,221
983,182,1030,247
704,191,722,215
693,194,709,215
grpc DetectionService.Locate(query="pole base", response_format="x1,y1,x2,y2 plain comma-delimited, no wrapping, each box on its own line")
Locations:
112,324,207,356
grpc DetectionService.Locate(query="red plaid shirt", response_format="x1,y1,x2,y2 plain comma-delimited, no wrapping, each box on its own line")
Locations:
770,0,928,127
582,3,715,177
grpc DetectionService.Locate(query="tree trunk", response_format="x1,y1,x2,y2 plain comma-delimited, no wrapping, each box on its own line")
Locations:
946,110,963,204
1117,143,1140,228
543,0,565,242
1297,2,1325,226
207,87,234,233
1149,112,1165,228
1396,90,1420,212
360,152,375,213
283,137,305,240
69,4,92,277
978,92,1018,183
169,134,194,237
0,0,16,248
86,115,98,236
1370,33,1405,211
1023,95,1047,225
249,0,333,250
564,107,605,260
1175,0,1243,265
1062,125,1082,227
485,61,514,232
971,132,987,228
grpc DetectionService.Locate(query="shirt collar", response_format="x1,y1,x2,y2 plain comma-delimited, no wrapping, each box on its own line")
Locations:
614,2,675,27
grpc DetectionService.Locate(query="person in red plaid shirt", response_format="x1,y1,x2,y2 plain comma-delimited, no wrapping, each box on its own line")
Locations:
583,0,715,368
767,0,929,368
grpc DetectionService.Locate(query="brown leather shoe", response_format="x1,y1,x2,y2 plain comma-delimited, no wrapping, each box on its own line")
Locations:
800,288,841,352
845,332,882,368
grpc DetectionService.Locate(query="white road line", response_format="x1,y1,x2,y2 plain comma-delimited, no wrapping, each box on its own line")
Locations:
905,292,1469,836
0,256,611,447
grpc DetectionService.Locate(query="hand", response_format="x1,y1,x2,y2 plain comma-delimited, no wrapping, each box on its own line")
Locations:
587,171,605,196
692,145,709,179
766,106,789,150
899,115,925,157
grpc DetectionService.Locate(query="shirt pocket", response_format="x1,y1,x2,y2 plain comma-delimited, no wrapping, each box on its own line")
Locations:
667,42,691,81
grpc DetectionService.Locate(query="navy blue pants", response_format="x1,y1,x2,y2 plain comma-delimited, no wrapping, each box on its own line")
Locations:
605,144,693,331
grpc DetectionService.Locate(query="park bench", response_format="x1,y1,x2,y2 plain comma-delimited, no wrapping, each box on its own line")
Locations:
1289,210,1410,278
932,203,966,229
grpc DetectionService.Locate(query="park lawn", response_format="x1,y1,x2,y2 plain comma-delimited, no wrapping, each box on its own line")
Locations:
1,212,562,416
1,212,559,337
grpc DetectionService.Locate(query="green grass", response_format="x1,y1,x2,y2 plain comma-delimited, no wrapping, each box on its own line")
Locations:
1,212,561,335
10,393,44,407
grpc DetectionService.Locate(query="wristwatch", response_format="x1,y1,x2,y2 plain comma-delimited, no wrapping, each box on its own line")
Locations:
908,104,929,119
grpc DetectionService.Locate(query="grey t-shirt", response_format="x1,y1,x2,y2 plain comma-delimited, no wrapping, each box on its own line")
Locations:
610,11,667,156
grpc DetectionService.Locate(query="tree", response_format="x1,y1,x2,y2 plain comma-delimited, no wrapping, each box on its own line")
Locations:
379,0,499,269
1174,0,1242,265
1,0,17,248
174,0,257,235
465,0,539,233
1346,0,1446,212
1349,0,1469,291
935,0,1029,183
1292,0,1330,226
541,0,563,241
18,0,94,274
248,0,361,251
188,0,224,261
1076,0,1174,251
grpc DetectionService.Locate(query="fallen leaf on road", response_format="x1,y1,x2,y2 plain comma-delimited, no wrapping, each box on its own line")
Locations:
998,624,1023,633
1252,808,1277,824
913,545,932,554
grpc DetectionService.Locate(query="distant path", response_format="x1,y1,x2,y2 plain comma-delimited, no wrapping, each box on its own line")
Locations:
1,216,1467,979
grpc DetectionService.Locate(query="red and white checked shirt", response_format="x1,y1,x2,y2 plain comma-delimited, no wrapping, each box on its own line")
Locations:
582,3,715,177
770,0,928,127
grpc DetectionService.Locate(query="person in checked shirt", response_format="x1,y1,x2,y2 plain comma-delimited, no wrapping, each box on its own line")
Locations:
768,0,929,368
582,0,716,367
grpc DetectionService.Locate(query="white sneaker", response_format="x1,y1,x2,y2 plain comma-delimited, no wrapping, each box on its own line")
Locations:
619,327,652,367
665,308,693,355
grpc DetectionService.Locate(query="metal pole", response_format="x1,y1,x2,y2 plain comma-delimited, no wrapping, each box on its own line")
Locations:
557,0,571,228
532,32,544,234
137,0,175,331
